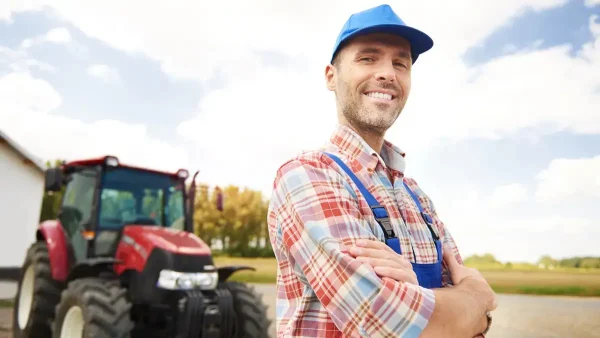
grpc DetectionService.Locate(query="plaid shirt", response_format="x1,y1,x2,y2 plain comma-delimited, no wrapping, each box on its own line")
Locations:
267,124,465,337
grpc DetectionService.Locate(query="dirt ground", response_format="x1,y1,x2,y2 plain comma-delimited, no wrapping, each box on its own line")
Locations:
0,308,10,338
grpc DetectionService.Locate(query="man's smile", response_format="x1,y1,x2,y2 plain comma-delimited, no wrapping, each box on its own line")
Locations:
363,89,397,102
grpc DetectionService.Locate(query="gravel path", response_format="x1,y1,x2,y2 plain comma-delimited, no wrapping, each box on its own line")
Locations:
253,284,600,338
2,283,599,337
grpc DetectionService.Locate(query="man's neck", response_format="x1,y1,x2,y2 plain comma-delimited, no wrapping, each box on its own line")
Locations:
340,121,386,153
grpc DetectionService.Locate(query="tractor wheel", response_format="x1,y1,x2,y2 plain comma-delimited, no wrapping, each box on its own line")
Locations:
52,278,134,338
12,241,63,338
220,282,271,338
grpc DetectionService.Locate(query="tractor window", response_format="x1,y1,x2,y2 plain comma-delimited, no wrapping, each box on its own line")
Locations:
97,167,185,230
60,167,98,262
61,168,97,235
141,189,164,224
166,187,185,230
98,189,138,229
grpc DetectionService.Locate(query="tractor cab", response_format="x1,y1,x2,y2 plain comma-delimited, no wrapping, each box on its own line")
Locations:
14,155,271,338
45,155,196,263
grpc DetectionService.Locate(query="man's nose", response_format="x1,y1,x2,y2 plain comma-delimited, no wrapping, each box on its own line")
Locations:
374,61,395,82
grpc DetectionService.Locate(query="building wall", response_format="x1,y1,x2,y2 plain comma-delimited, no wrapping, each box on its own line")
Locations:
0,142,45,268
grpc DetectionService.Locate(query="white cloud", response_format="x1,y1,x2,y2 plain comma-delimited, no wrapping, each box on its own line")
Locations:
176,64,338,196
87,64,119,82
535,155,600,203
4,2,591,163
0,45,55,73
390,14,600,153
0,0,570,80
489,183,529,208
428,154,600,262
431,181,599,263
0,72,61,112
0,71,190,174
174,11,600,196
585,0,600,7
21,27,72,49
0,0,45,23
1,0,598,263
44,27,71,43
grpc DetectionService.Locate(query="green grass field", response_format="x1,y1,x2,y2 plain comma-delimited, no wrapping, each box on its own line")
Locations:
1,257,597,309
214,256,278,283
214,257,600,297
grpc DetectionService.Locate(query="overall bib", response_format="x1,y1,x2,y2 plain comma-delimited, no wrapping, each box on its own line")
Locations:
325,152,444,289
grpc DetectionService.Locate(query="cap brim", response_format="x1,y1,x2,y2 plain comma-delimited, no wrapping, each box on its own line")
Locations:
332,24,434,64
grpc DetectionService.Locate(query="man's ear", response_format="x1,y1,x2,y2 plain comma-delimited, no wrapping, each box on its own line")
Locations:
325,64,336,92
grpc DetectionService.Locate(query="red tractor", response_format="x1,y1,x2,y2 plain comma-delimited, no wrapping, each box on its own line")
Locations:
11,155,271,337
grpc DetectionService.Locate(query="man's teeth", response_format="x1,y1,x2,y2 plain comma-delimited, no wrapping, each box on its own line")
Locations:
366,92,393,100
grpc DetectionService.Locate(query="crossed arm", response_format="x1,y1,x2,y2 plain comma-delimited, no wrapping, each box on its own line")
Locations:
271,157,496,337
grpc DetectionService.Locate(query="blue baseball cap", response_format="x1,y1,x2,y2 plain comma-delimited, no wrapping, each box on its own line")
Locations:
331,4,434,64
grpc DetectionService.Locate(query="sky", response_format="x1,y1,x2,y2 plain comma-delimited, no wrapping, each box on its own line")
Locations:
1,0,599,263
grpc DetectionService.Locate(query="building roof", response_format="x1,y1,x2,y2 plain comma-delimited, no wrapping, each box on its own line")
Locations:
0,129,46,173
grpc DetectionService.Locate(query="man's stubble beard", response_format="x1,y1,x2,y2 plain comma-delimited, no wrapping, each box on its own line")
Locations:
340,91,404,136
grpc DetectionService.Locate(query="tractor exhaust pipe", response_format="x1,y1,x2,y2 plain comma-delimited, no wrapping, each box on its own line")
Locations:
186,171,200,234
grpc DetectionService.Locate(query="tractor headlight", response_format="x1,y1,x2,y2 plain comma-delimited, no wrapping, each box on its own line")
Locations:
156,270,218,290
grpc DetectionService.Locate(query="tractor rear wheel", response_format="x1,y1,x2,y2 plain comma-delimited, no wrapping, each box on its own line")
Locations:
52,278,134,338
12,241,63,338
220,282,271,338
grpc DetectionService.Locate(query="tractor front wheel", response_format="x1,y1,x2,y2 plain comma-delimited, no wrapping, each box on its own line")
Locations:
12,241,63,338
52,278,134,338
220,282,271,338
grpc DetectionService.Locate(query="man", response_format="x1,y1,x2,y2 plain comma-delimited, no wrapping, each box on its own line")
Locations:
267,4,497,337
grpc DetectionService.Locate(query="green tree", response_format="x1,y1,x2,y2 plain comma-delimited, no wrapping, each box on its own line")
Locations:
193,184,222,248
190,183,272,257
537,255,558,269
464,253,501,266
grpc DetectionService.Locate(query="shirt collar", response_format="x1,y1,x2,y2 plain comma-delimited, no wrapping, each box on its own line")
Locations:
326,124,406,174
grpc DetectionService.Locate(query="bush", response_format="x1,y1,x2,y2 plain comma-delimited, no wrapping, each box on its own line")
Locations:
225,246,275,258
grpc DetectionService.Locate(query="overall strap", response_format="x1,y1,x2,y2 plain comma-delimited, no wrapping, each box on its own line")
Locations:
324,152,402,254
402,181,439,241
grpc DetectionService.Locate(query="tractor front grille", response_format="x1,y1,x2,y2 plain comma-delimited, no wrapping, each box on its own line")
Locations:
176,290,228,338
178,290,205,337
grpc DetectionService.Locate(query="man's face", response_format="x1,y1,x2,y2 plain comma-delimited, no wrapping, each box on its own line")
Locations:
326,33,412,134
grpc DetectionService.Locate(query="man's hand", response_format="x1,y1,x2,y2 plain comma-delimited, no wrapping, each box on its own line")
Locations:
349,239,418,285
443,243,498,312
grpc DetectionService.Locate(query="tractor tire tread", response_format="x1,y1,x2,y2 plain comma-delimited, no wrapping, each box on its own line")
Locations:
52,278,134,338
222,281,271,338
12,241,63,338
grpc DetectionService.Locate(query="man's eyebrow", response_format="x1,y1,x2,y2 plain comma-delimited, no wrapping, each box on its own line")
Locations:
356,47,383,55
396,50,411,60
356,46,411,60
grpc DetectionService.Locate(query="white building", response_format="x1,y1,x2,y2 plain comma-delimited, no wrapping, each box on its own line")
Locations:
0,129,46,279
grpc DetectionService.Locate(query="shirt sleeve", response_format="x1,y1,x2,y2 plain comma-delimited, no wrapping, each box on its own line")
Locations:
272,156,436,337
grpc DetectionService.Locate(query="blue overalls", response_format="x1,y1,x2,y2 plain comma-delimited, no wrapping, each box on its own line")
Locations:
325,152,444,289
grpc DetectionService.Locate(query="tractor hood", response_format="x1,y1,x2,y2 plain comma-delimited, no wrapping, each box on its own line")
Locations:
121,225,211,256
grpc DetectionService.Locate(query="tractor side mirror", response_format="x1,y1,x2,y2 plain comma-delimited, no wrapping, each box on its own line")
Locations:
44,168,64,192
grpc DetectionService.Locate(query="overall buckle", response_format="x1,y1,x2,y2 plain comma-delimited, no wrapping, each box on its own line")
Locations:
371,205,396,239
421,211,439,241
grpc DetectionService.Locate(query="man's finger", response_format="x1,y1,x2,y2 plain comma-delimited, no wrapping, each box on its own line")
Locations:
491,297,498,311
351,246,392,260
351,246,409,267
442,243,459,269
356,256,404,270
354,240,411,266
374,266,418,285
356,239,389,251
